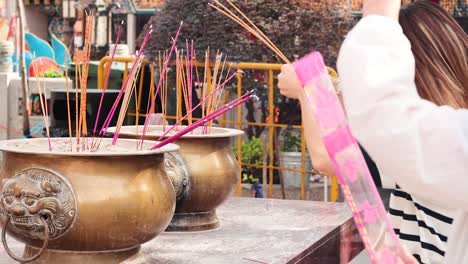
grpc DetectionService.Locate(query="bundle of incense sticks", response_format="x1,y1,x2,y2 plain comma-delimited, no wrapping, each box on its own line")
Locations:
174,41,194,126
31,60,52,151
138,22,184,149
93,21,125,138
152,90,255,150
158,70,240,141
176,49,190,125
73,11,95,151
159,51,169,129
203,52,230,134
175,48,193,127
187,40,195,125
92,26,152,150
171,44,231,135
210,0,290,64
111,56,144,145
201,48,210,125
80,13,94,136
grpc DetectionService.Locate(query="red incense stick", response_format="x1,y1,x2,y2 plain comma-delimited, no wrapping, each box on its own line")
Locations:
93,21,124,136
152,91,254,150
92,27,153,150
100,27,152,138
138,22,184,149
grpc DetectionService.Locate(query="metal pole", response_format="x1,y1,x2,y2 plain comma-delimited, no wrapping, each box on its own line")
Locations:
127,13,136,54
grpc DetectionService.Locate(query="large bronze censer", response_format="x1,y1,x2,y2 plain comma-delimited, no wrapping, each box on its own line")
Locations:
0,138,178,263
109,125,243,231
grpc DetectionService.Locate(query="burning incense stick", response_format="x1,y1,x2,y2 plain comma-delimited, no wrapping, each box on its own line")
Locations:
201,49,210,120
93,21,124,137
112,57,143,145
193,48,202,105
135,69,140,145
138,22,184,149
188,40,195,125
183,40,196,125
181,55,191,120
40,73,52,150
164,52,169,126
177,50,191,119
210,0,290,63
91,26,154,151
147,59,157,116
159,52,169,129
176,50,182,124
206,52,222,124
32,62,52,151
79,12,95,139
94,35,151,150
206,55,229,131
99,27,153,135
74,61,79,150
152,90,255,150
64,57,73,152
149,54,166,130
223,0,289,63
72,11,95,150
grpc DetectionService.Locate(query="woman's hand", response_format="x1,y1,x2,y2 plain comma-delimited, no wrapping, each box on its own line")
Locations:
363,0,401,20
277,64,304,100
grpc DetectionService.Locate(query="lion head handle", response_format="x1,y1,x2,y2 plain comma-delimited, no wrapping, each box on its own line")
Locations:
0,168,77,240
165,152,190,201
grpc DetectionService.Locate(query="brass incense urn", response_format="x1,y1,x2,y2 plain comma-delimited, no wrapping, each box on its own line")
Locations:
0,138,178,263
110,125,243,231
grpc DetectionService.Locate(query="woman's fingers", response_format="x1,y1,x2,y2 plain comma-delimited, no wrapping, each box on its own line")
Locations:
277,64,303,99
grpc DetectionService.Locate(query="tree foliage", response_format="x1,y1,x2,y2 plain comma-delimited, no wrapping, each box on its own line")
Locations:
139,0,353,67
138,0,354,139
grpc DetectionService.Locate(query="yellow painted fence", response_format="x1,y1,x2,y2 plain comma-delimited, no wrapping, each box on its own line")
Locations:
98,56,339,202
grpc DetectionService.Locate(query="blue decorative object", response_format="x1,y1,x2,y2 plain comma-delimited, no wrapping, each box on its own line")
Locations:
11,51,33,76
51,34,71,68
21,121,45,139
25,33,54,60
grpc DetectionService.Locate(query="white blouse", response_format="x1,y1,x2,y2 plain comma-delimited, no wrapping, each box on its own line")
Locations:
337,15,468,264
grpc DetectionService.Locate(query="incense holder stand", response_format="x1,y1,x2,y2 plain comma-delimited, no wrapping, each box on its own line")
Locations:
111,126,243,232
0,138,178,264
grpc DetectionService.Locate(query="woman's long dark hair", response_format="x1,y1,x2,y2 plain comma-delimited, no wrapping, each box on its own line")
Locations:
400,0,468,109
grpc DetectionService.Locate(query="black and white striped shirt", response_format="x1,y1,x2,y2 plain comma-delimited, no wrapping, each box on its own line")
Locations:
389,186,454,264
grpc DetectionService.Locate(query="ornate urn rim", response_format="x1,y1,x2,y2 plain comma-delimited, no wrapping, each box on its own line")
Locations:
108,125,244,139
0,138,179,156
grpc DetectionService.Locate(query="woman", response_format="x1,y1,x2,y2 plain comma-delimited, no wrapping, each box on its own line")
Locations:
386,2,467,263
340,0,468,263
278,0,467,263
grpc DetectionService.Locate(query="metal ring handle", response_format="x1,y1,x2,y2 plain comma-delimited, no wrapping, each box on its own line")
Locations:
2,216,49,263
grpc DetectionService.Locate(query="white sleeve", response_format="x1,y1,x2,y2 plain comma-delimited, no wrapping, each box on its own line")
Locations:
337,15,468,210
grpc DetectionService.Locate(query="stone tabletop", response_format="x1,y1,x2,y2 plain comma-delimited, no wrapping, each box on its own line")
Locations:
0,198,363,264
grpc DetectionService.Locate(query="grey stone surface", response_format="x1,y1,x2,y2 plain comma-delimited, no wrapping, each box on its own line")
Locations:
349,251,371,264
0,198,353,264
